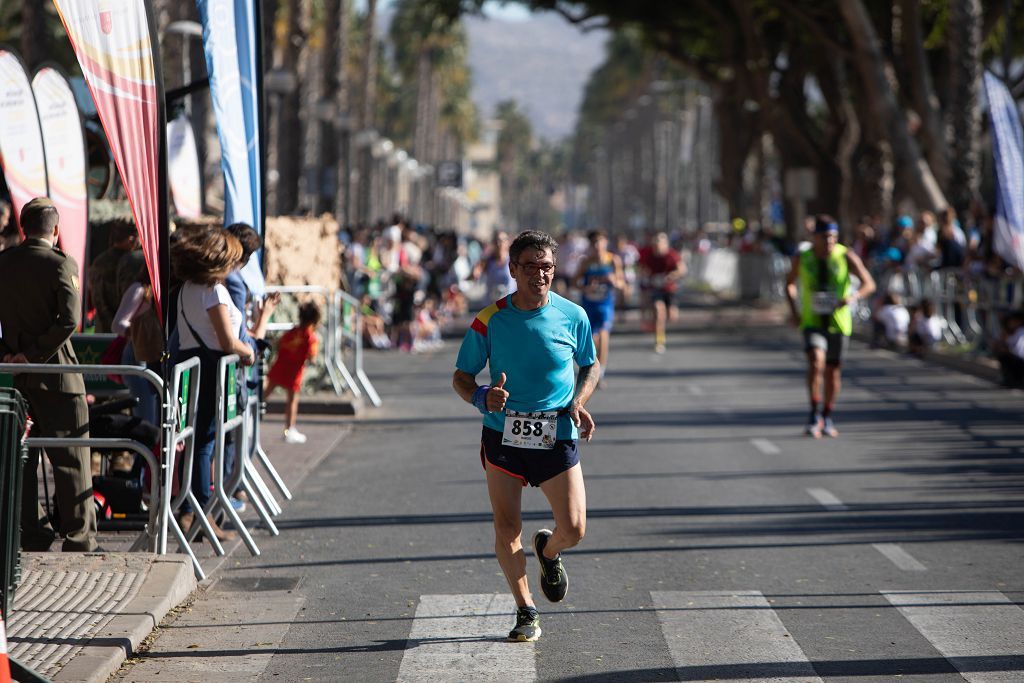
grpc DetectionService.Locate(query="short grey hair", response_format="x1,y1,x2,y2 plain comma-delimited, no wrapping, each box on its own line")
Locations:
509,230,558,262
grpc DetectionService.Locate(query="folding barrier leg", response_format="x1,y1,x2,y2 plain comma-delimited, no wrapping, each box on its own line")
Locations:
242,470,279,536
255,443,293,501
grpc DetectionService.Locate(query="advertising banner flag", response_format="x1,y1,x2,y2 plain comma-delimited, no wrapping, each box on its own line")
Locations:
167,113,202,218
52,0,169,322
985,72,1024,271
32,66,89,292
0,50,48,229
197,0,266,296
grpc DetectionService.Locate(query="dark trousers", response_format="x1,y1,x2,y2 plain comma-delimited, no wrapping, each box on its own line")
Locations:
20,388,97,551
997,352,1024,388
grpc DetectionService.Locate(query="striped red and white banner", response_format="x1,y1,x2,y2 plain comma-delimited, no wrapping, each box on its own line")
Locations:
52,0,168,321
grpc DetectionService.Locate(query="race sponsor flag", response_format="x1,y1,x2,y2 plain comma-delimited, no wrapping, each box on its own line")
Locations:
52,0,170,324
32,65,89,295
167,112,202,218
0,50,49,230
984,72,1024,271
197,0,266,296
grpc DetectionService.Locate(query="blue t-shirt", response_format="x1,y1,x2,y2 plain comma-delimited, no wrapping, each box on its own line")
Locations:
456,292,596,440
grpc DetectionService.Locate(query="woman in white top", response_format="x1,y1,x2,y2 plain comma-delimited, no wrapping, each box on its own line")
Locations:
170,227,265,540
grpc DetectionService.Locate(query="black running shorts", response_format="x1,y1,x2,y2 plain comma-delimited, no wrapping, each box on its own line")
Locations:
480,426,579,487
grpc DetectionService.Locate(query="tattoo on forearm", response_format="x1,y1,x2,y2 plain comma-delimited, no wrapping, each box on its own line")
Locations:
575,364,599,404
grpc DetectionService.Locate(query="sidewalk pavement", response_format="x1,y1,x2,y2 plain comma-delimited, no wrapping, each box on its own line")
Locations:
6,413,352,682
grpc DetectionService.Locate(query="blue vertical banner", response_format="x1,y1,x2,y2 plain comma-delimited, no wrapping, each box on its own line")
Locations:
984,72,1024,271
197,0,266,295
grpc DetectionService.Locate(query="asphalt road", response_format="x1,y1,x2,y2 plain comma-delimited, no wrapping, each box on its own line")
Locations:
119,316,1024,682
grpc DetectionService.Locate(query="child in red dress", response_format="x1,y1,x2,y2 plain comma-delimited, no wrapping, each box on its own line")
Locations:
265,302,321,443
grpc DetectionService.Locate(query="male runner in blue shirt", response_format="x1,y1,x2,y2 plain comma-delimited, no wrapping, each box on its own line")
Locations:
453,230,599,642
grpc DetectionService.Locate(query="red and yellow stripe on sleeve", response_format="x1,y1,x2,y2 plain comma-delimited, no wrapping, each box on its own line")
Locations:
469,297,507,337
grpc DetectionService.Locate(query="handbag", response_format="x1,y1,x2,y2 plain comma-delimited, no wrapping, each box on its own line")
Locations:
129,287,164,363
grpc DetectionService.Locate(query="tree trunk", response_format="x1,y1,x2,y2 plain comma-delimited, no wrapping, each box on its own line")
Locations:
20,0,48,70
948,0,983,221
274,0,306,215
839,0,947,211
898,0,951,190
360,0,378,131
297,0,318,214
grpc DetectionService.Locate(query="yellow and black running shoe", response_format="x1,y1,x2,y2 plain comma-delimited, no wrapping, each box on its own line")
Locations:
508,606,541,642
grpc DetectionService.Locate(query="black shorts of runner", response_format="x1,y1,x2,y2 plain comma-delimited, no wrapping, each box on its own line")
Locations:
648,289,675,307
480,426,579,487
803,328,850,366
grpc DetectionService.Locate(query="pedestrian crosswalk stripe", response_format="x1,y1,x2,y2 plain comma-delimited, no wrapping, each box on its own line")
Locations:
652,590,823,682
750,438,781,455
396,594,534,683
872,543,927,571
805,487,848,511
882,590,1024,682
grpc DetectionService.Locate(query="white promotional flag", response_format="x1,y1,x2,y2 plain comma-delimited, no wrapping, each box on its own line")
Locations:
32,66,89,291
0,50,48,228
167,113,202,218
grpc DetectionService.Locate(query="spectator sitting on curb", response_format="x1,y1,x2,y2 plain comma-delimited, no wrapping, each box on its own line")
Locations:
993,310,1024,388
909,301,946,360
908,299,945,358
874,293,910,349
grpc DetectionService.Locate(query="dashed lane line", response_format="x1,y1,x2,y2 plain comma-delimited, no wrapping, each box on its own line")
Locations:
805,487,849,511
872,543,927,572
750,438,781,455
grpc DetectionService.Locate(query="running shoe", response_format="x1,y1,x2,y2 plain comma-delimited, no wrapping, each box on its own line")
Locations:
533,529,568,602
230,497,247,513
654,343,666,354
507,606,541,642
283,428,307,444
805,413,823,439
822,417,839,438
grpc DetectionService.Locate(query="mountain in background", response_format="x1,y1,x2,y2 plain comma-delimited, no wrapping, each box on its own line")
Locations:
463,12,607,141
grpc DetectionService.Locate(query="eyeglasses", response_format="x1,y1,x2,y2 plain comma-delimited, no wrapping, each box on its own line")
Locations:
515,261,555,275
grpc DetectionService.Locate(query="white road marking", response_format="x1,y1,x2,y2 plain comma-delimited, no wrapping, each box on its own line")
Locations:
652,590,823,682
882,590,1024,682
872,543,927,571
686,384,705,396
805,487,849,511
750,438,781,455
396,594,534,683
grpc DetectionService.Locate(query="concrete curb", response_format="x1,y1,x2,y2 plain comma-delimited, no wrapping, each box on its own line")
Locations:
51,555,196,683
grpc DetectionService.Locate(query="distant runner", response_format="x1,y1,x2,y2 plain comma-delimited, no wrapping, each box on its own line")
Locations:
575,230,624,387
639,232,686,353
785,215,875,438
453,230,599,642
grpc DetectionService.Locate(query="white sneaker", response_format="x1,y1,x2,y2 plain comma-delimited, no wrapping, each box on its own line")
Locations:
283,428,307,444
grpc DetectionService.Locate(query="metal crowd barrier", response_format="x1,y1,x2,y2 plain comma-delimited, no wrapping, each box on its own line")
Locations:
0,363,170,556
184,355,281,558
868,266,1024,350
334,290,382,407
